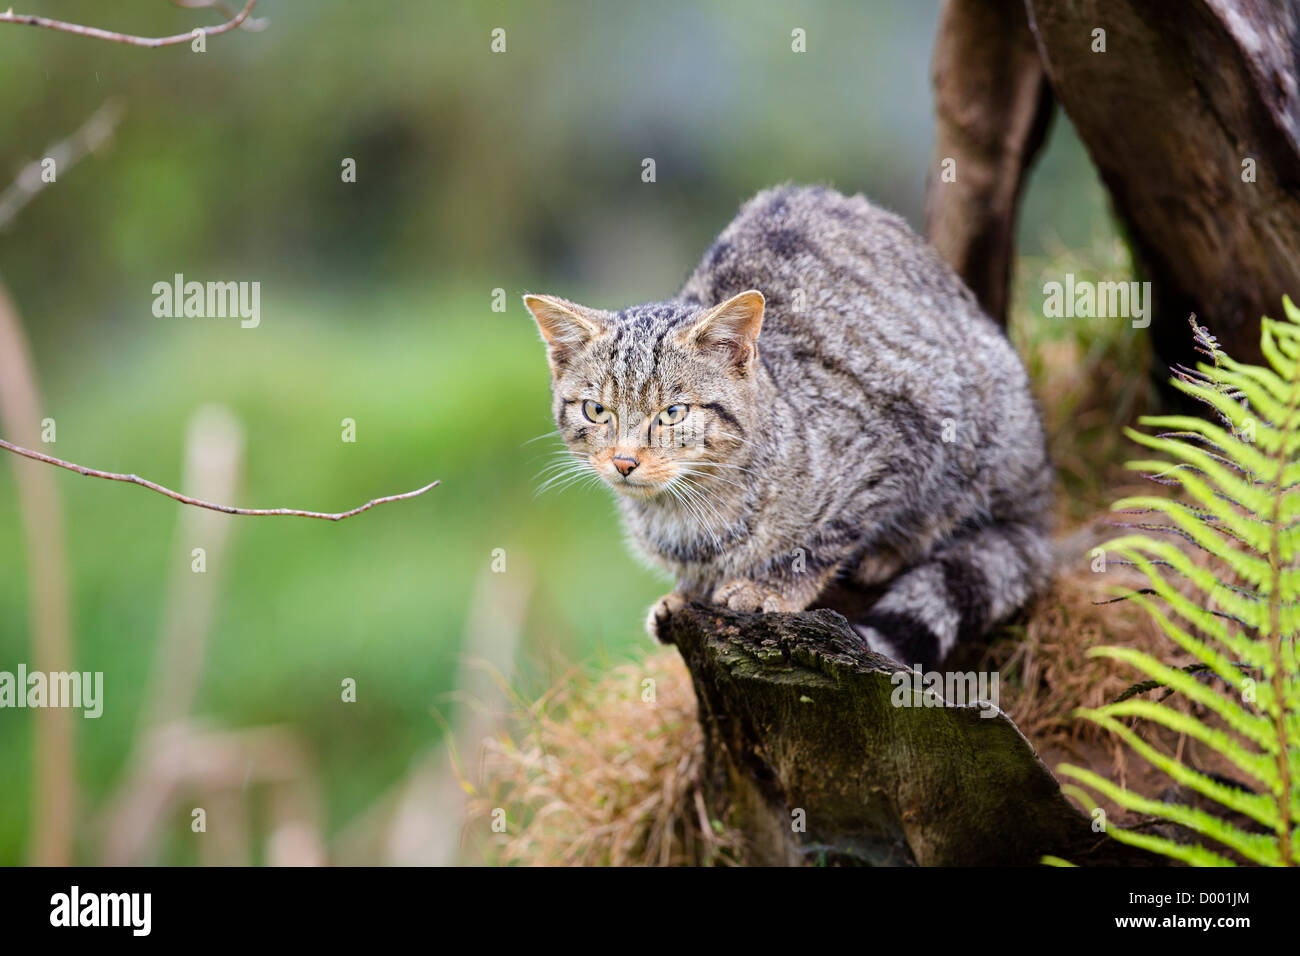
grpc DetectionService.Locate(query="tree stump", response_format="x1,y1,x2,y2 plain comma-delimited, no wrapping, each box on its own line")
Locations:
664,603,1159,866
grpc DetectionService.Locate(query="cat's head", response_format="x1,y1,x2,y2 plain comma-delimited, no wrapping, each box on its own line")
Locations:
524,290,765,499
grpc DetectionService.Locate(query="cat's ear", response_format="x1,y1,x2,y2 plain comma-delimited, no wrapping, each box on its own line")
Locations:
522,294,608,370
680,290,765,373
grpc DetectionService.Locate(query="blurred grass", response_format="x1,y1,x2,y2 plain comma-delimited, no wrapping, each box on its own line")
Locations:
0,283,666,862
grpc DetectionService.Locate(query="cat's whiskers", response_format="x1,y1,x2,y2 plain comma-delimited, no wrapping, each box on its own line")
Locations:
534,459,588,484
681,474,734,525
523,428,564,446
714,431,756,449
671,475,718,521
696,459,761,476
663,478,723,552
667,471,733,551
533,450,601,498
535,450,585,472
535,471,592,497
530,441,586,476
708,434,765,473
537,472,605,499
676,464,748,493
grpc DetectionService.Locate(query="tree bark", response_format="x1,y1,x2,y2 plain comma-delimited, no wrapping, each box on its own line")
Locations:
927,0,1055,326
928,0,1300,370
665,603,1159,866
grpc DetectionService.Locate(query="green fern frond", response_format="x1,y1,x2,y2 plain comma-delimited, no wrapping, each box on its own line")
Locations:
1099,828,1239,867
1091,697,1275,791
1055,764,1258,863
1111,492,1274,586
1203,361,1291,423
1106,538,1278,661
1069,300,1300,866
1088,644,1273,752
1117,593,1256,694
1079,711,1279,833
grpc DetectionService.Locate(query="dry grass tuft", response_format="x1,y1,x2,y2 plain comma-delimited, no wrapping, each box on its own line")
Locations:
469,652,740,866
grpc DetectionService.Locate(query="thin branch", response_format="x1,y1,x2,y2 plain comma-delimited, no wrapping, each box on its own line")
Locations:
0,0,261,47
0,99,124,232
0,437,438,521
169,0,267,34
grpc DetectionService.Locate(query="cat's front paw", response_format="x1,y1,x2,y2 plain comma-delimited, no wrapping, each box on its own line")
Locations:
646,591,687,642
712,579,793,614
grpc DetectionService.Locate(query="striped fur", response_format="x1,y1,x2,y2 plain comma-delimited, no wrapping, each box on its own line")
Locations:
524,185,1054,669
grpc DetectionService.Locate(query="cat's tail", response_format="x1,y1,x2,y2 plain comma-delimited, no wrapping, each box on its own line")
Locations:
850,520,1053,671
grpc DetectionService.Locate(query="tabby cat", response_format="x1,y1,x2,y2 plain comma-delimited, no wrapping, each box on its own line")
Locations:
524,185,1053,669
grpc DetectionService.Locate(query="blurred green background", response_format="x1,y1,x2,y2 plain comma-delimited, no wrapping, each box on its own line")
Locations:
0,0,1107,863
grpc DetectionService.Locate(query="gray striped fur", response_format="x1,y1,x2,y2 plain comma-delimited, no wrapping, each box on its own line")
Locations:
524,185,1054,669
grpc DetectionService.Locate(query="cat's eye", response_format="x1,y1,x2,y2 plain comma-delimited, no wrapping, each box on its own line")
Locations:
582,400,612,423
658,404,689,426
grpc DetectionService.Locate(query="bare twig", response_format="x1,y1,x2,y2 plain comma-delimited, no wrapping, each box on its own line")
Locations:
0,0,261,47
0,437,438,520
0,99,124,232
169,0,267,33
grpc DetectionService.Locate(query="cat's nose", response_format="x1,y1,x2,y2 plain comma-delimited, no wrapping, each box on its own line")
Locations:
613,455,639,476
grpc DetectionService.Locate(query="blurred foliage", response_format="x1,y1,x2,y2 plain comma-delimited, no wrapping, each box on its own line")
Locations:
0,0,1111,863
0,0,1104,341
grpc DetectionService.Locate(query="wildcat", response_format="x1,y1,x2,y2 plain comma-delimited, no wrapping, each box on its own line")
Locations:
524,185,1053,669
